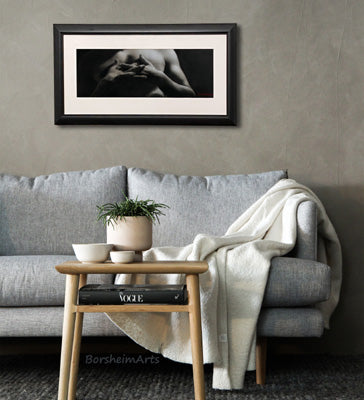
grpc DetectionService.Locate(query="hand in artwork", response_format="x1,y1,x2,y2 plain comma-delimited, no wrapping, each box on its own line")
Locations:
132,54,163,81
91,60,147,96
103,60,143,81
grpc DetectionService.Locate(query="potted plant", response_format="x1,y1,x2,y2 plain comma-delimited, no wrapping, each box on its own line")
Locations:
97,195,169,252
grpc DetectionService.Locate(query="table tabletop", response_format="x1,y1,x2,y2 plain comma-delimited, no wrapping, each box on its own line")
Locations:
55,260,208,275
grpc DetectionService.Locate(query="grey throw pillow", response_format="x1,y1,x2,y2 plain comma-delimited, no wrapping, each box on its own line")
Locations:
0,166,126,255
127,168,287,247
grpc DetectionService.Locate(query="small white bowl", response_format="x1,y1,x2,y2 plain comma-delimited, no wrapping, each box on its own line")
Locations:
110,250,135,264
72,243,113,264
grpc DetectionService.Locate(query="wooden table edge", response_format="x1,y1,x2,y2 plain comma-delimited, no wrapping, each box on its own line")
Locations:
55,260,209,275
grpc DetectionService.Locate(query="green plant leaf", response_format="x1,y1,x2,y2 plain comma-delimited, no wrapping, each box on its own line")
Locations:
96,193,169,227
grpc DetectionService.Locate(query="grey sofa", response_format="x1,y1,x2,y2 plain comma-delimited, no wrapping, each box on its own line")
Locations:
0,166,330,384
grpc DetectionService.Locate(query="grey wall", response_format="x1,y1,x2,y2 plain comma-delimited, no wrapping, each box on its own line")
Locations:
0,0,363,354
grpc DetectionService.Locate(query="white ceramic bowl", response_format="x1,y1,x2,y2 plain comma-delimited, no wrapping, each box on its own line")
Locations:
72,243,113,264
110,250,135,264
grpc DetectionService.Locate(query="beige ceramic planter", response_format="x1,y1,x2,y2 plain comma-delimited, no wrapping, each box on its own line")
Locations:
106,216,152,251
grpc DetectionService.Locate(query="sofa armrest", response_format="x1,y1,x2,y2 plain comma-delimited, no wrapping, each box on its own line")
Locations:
289,200,317,260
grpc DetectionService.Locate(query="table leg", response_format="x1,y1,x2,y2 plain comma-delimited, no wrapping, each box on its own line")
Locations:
68,274,87,399
186,274,205,400
58,274,79,400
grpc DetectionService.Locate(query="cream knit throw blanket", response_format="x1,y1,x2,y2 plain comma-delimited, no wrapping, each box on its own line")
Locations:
107,179,342,390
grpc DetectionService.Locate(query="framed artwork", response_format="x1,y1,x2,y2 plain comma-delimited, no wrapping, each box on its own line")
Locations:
54,24,237,125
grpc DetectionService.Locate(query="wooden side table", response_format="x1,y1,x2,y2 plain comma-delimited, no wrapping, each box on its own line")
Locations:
55,260,208,400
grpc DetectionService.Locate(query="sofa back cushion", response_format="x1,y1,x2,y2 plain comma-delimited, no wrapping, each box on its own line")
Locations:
127,168,287,247
0,166,126,255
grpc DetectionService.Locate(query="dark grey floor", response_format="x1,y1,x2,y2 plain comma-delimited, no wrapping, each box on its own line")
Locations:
0,353,363,399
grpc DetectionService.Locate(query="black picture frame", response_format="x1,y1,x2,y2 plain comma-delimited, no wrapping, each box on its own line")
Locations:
54,24,237,125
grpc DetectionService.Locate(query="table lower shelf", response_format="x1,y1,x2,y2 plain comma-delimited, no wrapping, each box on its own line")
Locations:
76,304,190,313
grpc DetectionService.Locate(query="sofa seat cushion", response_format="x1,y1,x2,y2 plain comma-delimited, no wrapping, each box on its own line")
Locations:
257,308,324,337
263,257,331,307
0,256,114,306
127,168,287,247
0,306,323,338
0,166,126,255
